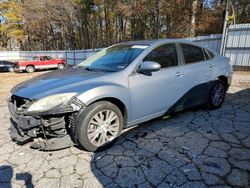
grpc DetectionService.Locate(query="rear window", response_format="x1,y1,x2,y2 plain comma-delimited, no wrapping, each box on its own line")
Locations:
45,56,53,60
181,44,205,64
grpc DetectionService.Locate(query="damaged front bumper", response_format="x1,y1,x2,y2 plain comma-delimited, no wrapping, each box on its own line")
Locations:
8,95,85,150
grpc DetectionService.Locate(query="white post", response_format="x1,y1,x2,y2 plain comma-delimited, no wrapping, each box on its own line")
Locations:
220,0,229,55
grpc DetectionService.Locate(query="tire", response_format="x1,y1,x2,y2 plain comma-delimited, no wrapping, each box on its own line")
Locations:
26,66,35,73
8,67,15,72
75,101,123,151
57,63,65,69
206,80,226,110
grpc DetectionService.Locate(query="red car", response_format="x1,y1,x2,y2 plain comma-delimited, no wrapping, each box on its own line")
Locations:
16,55,66,73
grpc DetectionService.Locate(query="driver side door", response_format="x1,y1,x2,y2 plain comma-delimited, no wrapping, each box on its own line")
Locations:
128,43,187,122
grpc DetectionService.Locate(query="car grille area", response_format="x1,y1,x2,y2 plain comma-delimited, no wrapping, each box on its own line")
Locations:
8,95,39,129
8,95,41,144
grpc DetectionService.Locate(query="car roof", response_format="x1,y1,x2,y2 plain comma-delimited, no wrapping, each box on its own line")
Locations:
118,38,195,46
116,38,218,55
34,55,51,57
0,60,14,63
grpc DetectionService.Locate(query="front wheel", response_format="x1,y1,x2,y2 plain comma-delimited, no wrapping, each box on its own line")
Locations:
206,80,226,110
26,66,35,73
75,101,123,151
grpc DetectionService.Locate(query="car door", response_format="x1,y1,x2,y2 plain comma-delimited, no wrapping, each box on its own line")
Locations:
0,61,10,71
128,43,187,121
178,43,214,106
0,61,4,71
31,56,40,68
43,56,56,68
40,56,48,68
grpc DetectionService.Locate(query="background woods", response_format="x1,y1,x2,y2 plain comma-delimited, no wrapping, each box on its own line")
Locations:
0,0,249,51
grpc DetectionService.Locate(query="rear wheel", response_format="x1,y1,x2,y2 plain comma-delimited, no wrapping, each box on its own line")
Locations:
26,66,35,73
206,80,226,109
75,101,123,151
57,63,65,69
8,67,15,72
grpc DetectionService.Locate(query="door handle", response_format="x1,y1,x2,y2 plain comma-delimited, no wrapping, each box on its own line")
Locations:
209,63,215,68
176,72,184,77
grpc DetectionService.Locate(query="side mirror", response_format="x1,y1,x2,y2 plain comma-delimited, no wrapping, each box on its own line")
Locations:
138,61,161,73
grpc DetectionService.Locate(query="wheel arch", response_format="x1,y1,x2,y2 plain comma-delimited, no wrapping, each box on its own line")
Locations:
88,97,128,127
26,64,35,68
217,75,228,87
77,83,131,124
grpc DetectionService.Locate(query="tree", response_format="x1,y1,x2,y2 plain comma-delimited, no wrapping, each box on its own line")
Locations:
0,0,24,50
0,0,249,50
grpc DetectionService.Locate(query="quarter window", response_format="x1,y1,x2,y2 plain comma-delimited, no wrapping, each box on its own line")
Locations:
144,44,178,68
204,49,210,60
181,44,205,64
204,49,214,60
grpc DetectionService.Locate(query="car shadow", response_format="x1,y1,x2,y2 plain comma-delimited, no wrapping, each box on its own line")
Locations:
14,69,53,74
0,165,34,188
89,88,250,187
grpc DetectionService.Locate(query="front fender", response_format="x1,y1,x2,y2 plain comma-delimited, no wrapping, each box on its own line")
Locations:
76,83,131,121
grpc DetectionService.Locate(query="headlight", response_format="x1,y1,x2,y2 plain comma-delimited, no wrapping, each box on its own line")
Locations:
27,93,76,113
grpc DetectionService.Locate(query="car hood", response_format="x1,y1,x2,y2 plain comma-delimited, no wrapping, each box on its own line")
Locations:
11,67,110,99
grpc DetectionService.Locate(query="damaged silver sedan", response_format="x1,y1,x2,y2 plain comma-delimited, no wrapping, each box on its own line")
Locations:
8,39,232,151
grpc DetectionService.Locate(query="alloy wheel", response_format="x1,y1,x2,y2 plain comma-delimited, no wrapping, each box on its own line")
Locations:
87,110,120,147
211,82,225,106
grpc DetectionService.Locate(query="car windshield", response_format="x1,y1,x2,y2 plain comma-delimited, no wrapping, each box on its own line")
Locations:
78,44,148,72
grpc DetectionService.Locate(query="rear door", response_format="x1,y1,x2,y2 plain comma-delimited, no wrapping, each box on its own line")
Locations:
128,43,187,120
178,43,214,105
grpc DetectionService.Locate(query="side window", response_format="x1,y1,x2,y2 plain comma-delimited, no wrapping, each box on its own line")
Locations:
45,56,52,60
33,56,39,60
40,57,47,61
180,44,205,64
144,43,178,68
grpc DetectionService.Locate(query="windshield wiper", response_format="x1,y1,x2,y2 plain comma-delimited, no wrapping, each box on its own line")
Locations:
85,67,101,72
85,67,116,72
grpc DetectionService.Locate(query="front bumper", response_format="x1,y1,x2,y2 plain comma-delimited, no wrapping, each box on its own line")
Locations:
9,119,32,144
8,95,84,150
14,66,25,72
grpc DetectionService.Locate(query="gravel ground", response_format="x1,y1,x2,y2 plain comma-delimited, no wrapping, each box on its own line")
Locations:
0,71,250,188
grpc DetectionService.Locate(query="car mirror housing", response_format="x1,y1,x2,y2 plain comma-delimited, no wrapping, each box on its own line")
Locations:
138,61,161,73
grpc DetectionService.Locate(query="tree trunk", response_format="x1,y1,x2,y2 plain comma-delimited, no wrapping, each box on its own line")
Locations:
190,0,198,37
